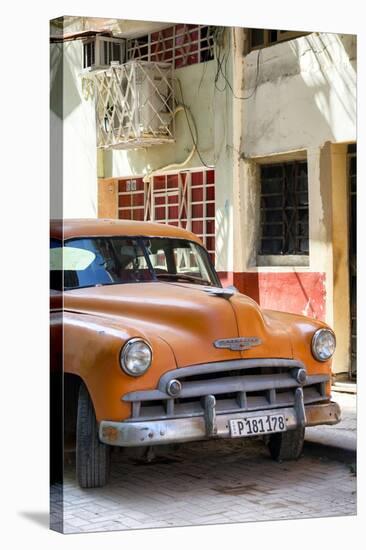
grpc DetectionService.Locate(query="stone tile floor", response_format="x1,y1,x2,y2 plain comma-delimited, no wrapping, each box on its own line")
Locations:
57,432,356,533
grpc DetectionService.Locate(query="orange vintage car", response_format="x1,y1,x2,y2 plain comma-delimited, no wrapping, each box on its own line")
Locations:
50,218,341,488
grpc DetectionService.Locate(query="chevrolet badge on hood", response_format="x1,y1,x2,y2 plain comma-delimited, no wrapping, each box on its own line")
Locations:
214,337,262,351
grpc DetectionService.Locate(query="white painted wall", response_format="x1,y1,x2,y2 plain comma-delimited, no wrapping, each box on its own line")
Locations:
50,40,98,219
243,33,356,157
214,28,245,275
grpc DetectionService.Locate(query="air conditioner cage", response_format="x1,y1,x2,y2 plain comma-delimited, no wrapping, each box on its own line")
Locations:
85,60,175,150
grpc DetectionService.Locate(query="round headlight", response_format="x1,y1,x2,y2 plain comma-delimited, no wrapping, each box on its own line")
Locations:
312,329,336,362
120,338,152,376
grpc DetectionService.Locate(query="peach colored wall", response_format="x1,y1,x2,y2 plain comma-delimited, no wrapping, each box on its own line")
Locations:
218,272,326,321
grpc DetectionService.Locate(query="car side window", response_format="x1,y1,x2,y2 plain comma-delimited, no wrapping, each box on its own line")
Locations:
50,238,62,291
54,237,155,289
64,238,114,288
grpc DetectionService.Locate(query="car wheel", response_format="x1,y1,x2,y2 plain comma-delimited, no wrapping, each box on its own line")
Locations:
268,427,305,461
76,382,111,488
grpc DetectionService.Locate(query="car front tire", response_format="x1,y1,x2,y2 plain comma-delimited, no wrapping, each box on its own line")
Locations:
76,383,111,488
268,427,305,461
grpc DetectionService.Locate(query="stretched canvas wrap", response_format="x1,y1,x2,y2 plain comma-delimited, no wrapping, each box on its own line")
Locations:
50,15,357,534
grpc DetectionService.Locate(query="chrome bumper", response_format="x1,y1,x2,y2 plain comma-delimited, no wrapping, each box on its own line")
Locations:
99,398,341,447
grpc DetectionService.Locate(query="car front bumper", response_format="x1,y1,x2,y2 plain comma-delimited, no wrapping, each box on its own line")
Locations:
99,396,341,447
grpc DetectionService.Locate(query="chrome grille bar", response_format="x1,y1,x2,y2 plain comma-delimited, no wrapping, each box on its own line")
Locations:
121,359,330,422
123,373,328,402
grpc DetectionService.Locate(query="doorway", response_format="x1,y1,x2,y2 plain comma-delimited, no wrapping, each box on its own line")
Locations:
348,144,356,379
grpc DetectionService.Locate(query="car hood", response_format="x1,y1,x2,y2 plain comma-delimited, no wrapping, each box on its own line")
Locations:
64,282,293,367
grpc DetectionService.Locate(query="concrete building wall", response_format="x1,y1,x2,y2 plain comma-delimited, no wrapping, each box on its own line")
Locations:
50,40,98,218
233,32,356,374
213,30,238,277
243,33,356,156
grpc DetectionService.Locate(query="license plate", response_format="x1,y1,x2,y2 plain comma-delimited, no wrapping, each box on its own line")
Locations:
229,414,287,438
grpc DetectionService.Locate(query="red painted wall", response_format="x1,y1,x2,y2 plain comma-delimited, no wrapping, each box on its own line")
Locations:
217,271,326,321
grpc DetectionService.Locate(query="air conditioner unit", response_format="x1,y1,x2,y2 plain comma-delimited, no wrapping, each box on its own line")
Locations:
118,62,172,136
82,35,126,70
137,64,173,134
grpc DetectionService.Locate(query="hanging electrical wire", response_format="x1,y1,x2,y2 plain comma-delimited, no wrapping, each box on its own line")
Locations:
213,27,230,93
213,27,262,100
176,78,214,169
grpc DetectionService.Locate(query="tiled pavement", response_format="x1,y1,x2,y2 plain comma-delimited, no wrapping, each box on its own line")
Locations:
306,392,357,451
59,424,356,533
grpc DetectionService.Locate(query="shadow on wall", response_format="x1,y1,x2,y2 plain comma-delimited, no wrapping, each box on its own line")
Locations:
290,33,356,135
50,42,64,119
50,41,83,120
215,199,232,284
243,33,356,156
50,39,99,218
103,135,188,178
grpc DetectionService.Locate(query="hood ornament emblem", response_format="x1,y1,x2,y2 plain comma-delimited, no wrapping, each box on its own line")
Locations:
214,337,262,351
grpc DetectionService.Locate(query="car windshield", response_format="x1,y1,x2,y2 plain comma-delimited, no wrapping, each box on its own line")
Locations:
50,236,219,290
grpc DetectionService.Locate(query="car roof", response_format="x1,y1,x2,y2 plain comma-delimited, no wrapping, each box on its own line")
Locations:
50,218,202,244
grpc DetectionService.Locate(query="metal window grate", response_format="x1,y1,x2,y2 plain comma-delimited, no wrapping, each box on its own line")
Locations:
260,161,309,255
118,169,216,264
127,24,215,68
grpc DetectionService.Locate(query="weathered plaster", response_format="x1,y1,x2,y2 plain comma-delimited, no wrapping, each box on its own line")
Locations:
50,39,98,218
243,33,356,157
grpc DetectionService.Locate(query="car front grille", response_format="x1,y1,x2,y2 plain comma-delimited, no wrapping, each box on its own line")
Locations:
122,358,329,422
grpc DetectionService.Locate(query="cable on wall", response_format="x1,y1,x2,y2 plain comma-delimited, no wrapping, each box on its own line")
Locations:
213,27,262,100
142,106,197,183
176,79,214,169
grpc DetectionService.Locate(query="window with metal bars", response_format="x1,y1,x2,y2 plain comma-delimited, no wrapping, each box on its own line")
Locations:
246,29,308,53
259,161,309,256
126,24,215,69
